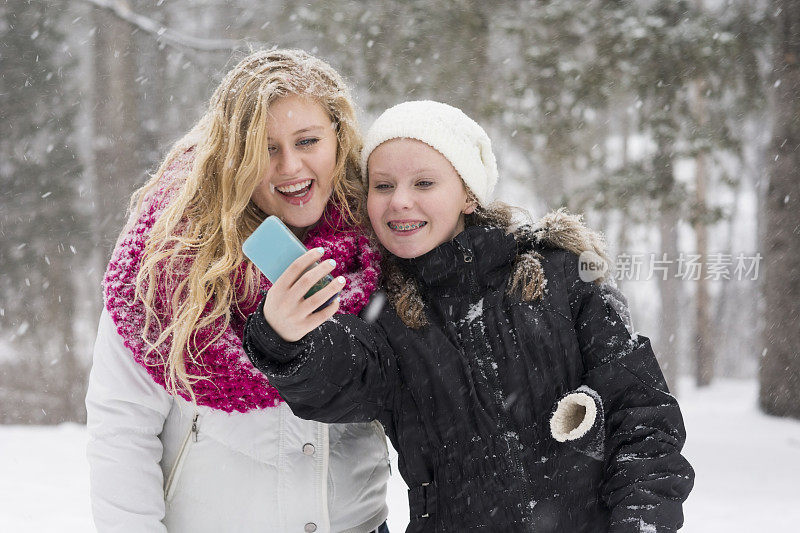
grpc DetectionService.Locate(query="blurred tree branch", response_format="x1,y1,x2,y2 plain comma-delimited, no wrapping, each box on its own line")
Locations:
79,0,269,60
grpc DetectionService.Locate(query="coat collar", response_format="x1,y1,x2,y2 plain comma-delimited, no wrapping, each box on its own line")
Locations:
399,225,517,294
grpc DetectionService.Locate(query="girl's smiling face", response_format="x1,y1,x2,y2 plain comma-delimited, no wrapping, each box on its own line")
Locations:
251,95,338,236
367,138,476,259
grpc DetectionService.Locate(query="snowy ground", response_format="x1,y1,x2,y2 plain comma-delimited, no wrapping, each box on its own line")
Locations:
1,378,799,532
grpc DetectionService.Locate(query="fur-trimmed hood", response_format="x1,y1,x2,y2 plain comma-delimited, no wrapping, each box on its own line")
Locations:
515,207,611,285
513,208,632,333
503,208,612,309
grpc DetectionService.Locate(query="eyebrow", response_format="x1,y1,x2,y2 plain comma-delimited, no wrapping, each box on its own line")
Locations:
267,125,327,140
371,168,439,176
368,171,392,179
292,125,326,135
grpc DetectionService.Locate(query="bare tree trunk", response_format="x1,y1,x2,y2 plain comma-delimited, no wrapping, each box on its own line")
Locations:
91,4,141,259
760,0,800,419
693,151,712,386
655,133,681,394
451,2,490,121
658,211,681,393
691,80,713,387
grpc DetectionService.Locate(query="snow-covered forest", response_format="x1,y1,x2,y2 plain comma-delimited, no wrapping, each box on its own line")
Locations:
1,0,799,529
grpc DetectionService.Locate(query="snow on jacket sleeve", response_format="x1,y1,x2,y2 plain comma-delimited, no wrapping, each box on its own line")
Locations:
243,295,398,425
85,309,172,533
562,252,695,533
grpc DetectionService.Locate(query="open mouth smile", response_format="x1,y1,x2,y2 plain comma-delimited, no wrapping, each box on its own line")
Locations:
273,179,314,205
387,221,427,232
276,179,313,197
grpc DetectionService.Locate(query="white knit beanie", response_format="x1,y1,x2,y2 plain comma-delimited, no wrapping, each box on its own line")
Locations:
361,100,498,206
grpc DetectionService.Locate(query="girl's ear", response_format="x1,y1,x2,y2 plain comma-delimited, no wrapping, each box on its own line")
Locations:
463,199,477,215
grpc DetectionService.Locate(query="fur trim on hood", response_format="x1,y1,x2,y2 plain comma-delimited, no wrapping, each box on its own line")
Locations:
506,208,610,308
517,207,611,285
514,208,634,335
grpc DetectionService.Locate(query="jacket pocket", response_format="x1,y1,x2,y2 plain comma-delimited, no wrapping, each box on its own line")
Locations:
164,412,199,501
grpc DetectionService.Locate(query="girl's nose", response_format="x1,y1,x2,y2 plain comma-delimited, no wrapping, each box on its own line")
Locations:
276,149,303,175
388,186,413,210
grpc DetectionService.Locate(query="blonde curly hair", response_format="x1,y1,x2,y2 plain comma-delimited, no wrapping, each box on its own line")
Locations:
128,49,362,400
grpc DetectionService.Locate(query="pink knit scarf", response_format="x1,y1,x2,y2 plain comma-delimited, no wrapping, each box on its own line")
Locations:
103,148,381,412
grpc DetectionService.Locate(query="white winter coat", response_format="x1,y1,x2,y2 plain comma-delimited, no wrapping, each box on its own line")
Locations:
86,309,390,533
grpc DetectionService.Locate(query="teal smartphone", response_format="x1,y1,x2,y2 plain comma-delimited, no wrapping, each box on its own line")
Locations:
243,216,337,302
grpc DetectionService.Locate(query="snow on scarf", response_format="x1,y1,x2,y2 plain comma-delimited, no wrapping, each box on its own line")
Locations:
103,148,381,412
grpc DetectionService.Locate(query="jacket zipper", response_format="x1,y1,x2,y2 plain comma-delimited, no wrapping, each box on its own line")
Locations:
320,423,331,532
454,239,535,523
164,412,199,500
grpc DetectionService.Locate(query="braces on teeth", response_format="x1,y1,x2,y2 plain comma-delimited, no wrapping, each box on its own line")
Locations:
393,222,424,230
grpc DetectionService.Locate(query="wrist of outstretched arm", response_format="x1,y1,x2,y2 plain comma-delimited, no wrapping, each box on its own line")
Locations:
244,296,307,366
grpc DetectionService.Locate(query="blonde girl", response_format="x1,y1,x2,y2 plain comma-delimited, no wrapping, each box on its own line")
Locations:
86,49,390,533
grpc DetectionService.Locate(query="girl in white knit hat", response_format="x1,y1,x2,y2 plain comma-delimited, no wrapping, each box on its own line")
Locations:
245,101,694,532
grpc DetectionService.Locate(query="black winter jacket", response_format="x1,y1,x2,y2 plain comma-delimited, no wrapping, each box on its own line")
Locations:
244,225,694,533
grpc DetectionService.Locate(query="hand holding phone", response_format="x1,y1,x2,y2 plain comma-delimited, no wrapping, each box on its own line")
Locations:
243,216,345,342
257,248,345,342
